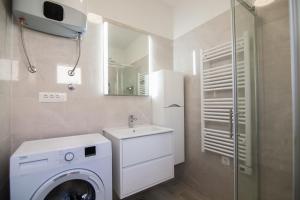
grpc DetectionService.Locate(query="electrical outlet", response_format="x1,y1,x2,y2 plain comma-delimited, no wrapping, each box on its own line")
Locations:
39,92,67,103
221,156,230,166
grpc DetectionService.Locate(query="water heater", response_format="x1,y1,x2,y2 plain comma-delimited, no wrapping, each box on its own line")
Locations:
13,0,87,38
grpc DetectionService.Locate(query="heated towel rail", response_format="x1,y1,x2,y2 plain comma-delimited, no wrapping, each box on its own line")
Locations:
200,32,252,174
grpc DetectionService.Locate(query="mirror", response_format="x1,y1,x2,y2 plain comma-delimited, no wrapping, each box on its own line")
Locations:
104,22,149,96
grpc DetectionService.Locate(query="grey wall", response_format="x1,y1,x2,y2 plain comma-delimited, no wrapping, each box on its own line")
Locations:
256,0,293,199
9,21,173,151
0,4,173,196
0,0,12,198
174,10,234,200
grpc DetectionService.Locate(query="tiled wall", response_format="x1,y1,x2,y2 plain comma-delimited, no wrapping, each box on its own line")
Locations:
174,0,292,200
256,0,293,199
174,10,234,200
10,20,173,151
0,2,173,195
0,0,12,198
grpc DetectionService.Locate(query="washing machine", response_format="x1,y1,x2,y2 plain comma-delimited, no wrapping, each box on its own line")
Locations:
10,133,112,200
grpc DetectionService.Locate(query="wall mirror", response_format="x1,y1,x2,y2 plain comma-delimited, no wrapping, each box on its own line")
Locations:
104,22,149,96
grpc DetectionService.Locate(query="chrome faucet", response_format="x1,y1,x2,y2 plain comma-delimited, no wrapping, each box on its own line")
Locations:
128,115,137,128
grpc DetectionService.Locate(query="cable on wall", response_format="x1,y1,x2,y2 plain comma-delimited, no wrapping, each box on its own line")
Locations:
68,33,82,77
19,18,82,77
19,18,37,73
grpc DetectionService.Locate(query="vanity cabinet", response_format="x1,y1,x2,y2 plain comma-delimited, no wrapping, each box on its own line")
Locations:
104,126,174,199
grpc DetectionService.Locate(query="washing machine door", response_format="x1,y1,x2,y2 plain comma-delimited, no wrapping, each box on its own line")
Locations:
31,169,105,200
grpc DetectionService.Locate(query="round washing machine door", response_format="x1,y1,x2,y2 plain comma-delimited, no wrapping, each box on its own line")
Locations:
31,169,105,200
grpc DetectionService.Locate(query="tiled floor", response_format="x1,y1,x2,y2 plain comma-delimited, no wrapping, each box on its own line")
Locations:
114,179,210,200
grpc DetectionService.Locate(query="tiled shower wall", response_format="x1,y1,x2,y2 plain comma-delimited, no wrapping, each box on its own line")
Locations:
0,0,12,198
10,20,173,151
174,10,234,200
256,0,293,199
174,0,292,200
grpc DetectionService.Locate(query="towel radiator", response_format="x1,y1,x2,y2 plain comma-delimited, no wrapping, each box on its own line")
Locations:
200,32,252,174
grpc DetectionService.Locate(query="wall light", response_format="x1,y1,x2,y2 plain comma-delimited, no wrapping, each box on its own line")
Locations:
148,36,153,73
103,22,109,94
192,50,197,75
254,0,275,7
148,36,154,97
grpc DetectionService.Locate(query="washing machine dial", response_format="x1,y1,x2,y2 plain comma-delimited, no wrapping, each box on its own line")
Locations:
65,152,74,161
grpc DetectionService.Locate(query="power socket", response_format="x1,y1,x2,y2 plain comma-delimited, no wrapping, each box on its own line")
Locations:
39,92,67,103
221,156,230,166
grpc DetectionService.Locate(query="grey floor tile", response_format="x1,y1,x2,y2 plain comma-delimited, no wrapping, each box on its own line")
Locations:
114,179,210,200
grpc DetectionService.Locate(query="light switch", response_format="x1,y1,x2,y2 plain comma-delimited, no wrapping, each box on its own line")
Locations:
39,92,67,103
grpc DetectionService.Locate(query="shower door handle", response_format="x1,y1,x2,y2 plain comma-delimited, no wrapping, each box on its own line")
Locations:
229,108,233,138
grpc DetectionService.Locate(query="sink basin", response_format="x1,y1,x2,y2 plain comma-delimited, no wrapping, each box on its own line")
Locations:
127,126,161,133
103,125,173,139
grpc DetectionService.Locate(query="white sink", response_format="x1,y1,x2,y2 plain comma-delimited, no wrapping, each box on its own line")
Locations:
103,125,173,139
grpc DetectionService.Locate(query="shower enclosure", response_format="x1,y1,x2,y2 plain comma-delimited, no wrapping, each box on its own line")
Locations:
229,0,295,200
198,1,259,199
231,1,258,200
289,0,300,199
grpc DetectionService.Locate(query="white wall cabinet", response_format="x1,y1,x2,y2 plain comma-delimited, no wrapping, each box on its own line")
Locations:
151,70,185,165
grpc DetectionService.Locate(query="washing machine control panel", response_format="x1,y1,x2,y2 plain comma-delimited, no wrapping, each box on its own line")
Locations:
64,152,75,161
85,146,96,157
59,146,97,164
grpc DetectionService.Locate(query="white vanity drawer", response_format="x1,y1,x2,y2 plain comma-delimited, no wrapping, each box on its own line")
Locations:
122,155,174,196
122,132,173,167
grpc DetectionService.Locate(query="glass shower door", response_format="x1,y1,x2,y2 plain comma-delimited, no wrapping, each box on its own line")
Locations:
290,0,300,199
231,1,259,200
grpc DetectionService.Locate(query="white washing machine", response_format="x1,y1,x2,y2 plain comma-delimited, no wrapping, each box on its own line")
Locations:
10,133,112,200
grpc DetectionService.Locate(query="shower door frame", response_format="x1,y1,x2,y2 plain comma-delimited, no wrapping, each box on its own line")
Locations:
230,2,239,199
289,0,300,200
230,1,258,200
231,1,300,200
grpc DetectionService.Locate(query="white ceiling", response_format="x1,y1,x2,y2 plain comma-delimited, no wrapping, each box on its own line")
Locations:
160,0,254,8
159,0,182,7
89,0,173,39
89,0,232,39
159,0,231,39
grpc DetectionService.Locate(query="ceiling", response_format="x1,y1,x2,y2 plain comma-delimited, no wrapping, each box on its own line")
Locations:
159,0,182,7
158,0,231,39
160,0,255,8
95,0,253,40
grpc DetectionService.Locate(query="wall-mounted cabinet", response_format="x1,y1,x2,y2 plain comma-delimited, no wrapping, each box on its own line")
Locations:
104,126,174,199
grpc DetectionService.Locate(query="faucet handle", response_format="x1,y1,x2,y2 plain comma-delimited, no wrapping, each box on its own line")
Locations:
128,114,137,128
